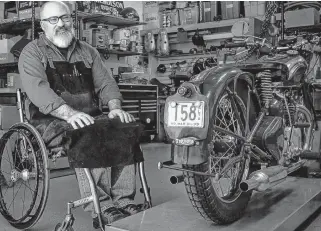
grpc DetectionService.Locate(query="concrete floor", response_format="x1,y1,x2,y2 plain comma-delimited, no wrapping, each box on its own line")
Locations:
1,142,321,231
0,143,185,231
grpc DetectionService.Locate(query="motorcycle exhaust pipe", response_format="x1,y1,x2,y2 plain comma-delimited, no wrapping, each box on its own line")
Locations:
170,175,184,184
239,166,288,192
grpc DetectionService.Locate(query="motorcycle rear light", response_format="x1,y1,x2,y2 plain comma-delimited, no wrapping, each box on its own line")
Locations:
177,86,192,97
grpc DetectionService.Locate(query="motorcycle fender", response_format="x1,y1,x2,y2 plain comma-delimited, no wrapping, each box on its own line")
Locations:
167,66,256,165
201,66,255,119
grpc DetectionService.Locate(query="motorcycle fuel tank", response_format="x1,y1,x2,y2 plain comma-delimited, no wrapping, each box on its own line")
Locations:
157,28,169,56
257,53,308,83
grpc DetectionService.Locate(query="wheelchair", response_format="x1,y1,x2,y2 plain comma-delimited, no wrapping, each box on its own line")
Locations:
0,89,152,231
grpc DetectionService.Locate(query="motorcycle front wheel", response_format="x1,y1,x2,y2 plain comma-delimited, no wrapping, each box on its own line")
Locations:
183,76,258,224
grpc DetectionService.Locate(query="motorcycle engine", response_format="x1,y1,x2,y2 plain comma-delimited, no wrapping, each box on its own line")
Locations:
252,116,284,161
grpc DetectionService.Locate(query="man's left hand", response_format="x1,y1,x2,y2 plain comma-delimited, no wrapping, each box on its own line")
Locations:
108,109,135,123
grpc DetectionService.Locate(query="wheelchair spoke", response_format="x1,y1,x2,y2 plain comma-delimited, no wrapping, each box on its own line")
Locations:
4,142,13,170
22,183,26,218
7,181,23,211
1,169,11,175
20,181,36,194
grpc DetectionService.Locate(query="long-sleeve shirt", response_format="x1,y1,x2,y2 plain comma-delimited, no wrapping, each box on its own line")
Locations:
18,34,122,115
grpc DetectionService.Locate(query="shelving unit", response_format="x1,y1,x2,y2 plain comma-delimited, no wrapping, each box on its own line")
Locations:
77,11,146,27
142,17,261,83
0,62,18,68
0,18,40,34
97,48,147,58
141,18,249,36
155,52,217,59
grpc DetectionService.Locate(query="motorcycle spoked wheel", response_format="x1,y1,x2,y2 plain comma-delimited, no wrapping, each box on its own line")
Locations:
183,77,258,224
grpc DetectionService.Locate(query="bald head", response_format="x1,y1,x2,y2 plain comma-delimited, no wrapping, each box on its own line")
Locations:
40,1,70,20
40,1,74,48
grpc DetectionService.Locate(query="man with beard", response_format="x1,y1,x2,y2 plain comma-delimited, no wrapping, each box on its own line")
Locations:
18,1,142,228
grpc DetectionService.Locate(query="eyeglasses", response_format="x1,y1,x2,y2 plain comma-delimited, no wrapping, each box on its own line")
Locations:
41,14,71,24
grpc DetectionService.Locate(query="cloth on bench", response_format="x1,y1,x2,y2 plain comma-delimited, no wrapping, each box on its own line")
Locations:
30,114,144,168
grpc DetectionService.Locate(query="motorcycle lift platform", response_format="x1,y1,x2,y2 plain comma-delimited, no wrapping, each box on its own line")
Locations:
105,176,321,231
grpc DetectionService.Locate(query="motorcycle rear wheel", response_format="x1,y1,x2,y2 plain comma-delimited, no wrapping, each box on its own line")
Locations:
183,77,257,224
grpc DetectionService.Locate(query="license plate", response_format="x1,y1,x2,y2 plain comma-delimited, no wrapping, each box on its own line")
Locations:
168,101,205,128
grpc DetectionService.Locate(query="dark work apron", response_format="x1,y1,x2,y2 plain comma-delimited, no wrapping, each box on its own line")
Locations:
26,43,144,168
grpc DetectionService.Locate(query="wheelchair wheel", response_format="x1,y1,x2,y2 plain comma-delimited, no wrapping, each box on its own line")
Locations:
0,122,49,230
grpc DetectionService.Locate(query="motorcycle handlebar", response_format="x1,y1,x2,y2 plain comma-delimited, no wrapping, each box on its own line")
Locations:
221,41,247,48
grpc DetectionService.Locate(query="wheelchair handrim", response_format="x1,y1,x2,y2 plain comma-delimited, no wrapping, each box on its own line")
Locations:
0,123,50,229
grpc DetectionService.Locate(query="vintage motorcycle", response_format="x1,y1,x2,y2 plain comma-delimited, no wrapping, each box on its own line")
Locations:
158,22,321,224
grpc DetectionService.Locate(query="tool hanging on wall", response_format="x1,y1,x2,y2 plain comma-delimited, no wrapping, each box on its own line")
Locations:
157,64,167,73
144,32,156,53
192,29,205,47
157,28,170,56
177,28,188,43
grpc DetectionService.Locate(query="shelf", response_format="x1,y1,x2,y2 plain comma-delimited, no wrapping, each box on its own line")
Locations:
76,12,146,27
97,48,147,59
0,18,40,34
0,62,18,68
109,50,146,57
285,24,321,33
0,88,17,94
155,53,217,59
141,18,249,36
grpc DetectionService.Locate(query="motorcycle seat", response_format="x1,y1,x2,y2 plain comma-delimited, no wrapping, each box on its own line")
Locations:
278,38,297,46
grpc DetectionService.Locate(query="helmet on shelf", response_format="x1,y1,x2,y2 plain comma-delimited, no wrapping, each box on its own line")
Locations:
120,7,140,21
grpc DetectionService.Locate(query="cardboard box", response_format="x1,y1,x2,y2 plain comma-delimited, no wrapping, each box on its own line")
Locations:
179,6,199,25
18,1,42,10
158,2,175,12
210,1,218,20
76,1,92,13
286,8,319,28
203,2,211,22
82,28,109,48
19,7,40,20
275,8,320,28
143,11,159,30
143,1,158,9
245,1,265,17
0,36,21,63
176,1,188,9
161,9,179,28
221,1,240,20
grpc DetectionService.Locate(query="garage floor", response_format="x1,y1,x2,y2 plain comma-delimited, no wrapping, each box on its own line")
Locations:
1,143,321,231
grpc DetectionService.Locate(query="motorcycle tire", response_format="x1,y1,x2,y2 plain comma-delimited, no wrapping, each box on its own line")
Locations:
183,75,258,224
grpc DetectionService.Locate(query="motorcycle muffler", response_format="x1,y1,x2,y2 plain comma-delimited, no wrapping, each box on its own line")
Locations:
239,166,287,192
170,175,184,184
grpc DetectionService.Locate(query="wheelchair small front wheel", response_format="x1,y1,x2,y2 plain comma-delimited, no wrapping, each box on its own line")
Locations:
0,122,49,230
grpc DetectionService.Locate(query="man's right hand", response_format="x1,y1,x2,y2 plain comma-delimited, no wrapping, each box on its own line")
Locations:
67,112,95,129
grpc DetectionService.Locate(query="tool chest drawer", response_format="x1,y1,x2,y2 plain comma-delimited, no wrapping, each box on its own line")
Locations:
103,84,159,135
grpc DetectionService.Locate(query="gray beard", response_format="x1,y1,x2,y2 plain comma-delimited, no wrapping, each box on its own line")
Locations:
47,27,75,48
